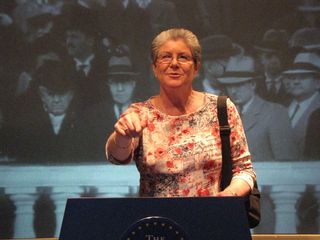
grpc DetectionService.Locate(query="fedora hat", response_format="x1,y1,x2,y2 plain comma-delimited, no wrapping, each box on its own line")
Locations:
58,4,101,37
200,35,241,60
218,56,258,84
289,28,320,50
34,60,77,93
254,29,289,53
107,55,139,77
282,51,320,74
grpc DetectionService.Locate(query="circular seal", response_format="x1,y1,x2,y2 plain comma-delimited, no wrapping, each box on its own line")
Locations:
121,216,189,240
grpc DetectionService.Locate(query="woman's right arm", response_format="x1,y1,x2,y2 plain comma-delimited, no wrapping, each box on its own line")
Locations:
105,110,146,164
105,131,134,164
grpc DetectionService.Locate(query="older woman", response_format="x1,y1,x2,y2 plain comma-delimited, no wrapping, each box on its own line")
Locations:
105,28,255,198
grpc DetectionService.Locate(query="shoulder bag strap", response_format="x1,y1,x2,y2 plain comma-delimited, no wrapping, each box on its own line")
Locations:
217,96,232,190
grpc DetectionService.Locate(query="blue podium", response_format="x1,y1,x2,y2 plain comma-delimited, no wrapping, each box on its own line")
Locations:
59,197,251,240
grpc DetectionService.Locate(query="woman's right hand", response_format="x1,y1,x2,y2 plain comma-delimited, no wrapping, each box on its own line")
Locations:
106,110,147,162
114,111,147,139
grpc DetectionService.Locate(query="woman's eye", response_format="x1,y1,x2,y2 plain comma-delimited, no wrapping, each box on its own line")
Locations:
162,55,172,60
178,55,191,62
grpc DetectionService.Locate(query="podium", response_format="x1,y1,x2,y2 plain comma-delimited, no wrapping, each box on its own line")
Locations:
59,197,251,240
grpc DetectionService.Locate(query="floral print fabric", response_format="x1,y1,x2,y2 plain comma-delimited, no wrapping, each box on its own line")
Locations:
107,93,255,197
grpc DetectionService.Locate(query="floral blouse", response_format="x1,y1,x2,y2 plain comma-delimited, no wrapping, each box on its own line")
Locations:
107,93,255,197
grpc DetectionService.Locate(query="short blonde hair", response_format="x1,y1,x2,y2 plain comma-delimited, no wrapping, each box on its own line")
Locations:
151,28,201,65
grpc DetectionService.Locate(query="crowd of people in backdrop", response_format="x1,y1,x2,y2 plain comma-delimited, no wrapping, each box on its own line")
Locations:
0,0,320,164
1,0,320,238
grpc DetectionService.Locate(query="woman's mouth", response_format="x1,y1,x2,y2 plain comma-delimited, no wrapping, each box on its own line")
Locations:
168,73,182,78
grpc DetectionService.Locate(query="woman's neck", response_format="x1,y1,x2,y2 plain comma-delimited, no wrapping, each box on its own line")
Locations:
154,88,204,115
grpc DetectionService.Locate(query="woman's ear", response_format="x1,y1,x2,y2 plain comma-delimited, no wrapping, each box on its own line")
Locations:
152,63,158,78
195,61,201,73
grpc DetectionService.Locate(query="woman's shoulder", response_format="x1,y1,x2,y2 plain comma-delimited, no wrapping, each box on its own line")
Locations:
203,92,222,108
204,93,239,117
128,97,155,112
196,92,238,111
205,92,218,100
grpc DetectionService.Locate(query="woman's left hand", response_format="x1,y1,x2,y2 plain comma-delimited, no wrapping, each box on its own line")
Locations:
216,179,252,197
216,189,238,197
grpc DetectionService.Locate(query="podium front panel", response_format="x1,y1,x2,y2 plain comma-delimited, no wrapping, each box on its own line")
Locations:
59,197,251,240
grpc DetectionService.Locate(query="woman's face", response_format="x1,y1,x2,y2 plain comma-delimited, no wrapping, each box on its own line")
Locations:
152,39,199,89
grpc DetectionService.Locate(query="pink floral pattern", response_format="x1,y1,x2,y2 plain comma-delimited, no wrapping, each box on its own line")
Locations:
108,93,255,197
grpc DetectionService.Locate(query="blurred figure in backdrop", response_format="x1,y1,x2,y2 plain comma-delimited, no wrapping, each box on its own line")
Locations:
273,0,320,35
0,1,26,119
135,0,180,38
194,34,242,95
254,29,292,105
60,4,109,109
14,12,64,98
13,0,65,33
12,0,68,99
12,60,83,163
304,107,320,159
79,48,140,161
282,51,320,158
99,0,152,80
218,56,298,162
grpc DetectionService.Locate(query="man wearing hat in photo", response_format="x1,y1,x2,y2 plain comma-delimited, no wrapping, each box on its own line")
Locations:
59,4,109,109
254,29,292,105
12,12,64,100
98,0,152,83
218,55,298,162
11,60,83,163
282,51,320,158
194,34,242,95
78,50,140,161
284,48,320,234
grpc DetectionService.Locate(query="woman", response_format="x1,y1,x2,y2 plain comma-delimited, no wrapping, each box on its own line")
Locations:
105,28,255,197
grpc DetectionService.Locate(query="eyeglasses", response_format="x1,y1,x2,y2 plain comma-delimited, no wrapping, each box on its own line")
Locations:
157,53,194,65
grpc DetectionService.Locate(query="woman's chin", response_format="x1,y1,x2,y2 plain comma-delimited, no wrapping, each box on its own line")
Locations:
163,82,185,89
161,78,189,88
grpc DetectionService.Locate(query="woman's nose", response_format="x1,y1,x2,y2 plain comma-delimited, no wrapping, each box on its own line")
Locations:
170,57,179,68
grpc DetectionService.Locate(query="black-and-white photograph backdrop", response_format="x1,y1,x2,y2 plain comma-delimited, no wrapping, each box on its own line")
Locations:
0,0,320,238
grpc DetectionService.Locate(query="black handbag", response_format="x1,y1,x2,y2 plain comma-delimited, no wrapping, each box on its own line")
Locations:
217,96,261,228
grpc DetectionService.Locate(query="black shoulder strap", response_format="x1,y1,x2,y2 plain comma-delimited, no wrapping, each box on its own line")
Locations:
217,96,232,190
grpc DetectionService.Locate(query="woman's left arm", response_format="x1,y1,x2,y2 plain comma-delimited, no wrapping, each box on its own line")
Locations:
217,98,256,197
216,179,251,197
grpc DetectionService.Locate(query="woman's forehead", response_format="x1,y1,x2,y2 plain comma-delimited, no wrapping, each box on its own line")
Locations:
158,39,191,53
